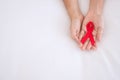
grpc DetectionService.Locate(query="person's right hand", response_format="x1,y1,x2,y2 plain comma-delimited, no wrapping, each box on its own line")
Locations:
70,16,84,43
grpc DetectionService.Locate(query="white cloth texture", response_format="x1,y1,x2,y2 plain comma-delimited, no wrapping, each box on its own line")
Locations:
0,0,120,80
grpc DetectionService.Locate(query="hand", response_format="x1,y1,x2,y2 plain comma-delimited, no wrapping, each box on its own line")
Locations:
79,12,104,50
70,16,84,43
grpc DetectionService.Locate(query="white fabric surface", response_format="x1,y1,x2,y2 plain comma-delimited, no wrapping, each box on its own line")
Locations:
0,0,120,80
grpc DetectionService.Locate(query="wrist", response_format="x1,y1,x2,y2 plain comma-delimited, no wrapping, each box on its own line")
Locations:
88,9,102,17
70,13,84,21
88,0,104,16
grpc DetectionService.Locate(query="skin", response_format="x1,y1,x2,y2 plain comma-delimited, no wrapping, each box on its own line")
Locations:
63,0,84,43
63,0,104,51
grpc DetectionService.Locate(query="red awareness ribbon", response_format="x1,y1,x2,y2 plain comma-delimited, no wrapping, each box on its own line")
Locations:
80,21,95,46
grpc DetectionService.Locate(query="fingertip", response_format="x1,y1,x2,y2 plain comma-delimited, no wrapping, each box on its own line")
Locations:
86,46,90,51
82,39,89,50
92,46,96,50
75,36,79,43
87,42,92,50
79,42,83,47
81,46,85,50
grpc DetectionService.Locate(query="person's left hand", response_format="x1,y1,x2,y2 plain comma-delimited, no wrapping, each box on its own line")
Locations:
79,12,104,50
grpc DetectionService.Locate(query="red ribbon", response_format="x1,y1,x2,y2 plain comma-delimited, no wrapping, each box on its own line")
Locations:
80,21,95,46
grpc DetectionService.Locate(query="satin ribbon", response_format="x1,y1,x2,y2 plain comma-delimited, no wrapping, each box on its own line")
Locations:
80,21,95,46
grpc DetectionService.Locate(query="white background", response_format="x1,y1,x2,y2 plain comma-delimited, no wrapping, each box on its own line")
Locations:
0,0,120,80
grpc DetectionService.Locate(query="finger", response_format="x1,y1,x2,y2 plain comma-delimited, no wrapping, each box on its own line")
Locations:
87,42,92,50
76,29,80,40
92,29,97,45
92,46,96,50
72,33,79,43
81,39,89,50
79,23,86,47
82,23,87,31
92,30,97,36
79,30,85,47
70,28,78,41
97,27,103,41
71,31,76,39
91,36,97,50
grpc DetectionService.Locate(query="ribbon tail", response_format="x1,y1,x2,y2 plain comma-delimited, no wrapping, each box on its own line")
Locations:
89,34,95,46
81,32,89,44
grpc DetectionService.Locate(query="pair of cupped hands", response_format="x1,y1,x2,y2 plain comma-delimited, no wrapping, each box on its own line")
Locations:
70,12,104,50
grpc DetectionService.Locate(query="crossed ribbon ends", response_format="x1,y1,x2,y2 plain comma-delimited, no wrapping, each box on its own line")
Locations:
80,21,95,46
